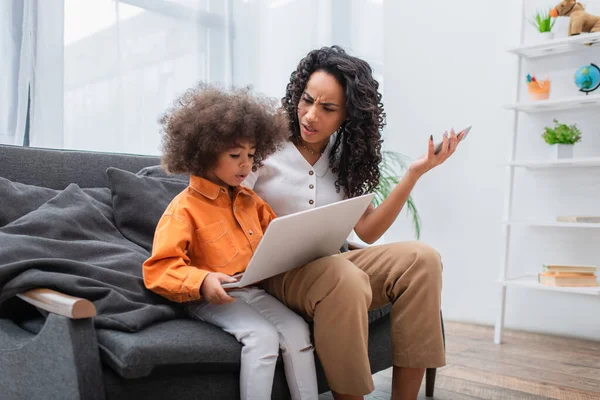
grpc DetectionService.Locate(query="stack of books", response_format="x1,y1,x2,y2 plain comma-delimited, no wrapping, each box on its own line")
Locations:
538,264,598,287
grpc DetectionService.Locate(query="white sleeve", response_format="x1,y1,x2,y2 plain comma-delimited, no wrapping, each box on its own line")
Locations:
242,167,260,190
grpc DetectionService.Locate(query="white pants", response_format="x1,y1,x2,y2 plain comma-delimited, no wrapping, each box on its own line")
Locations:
186,287,318,400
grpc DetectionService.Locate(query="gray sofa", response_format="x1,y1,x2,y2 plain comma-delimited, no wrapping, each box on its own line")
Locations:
0,144,440,399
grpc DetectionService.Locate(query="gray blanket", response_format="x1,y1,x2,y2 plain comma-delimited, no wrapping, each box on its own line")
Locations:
0,183,182,332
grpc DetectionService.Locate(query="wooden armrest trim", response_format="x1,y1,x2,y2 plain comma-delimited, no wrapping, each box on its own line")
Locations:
17,288,97,319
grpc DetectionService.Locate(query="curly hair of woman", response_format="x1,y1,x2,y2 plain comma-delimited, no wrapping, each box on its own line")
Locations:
282,45,386,198
159,82,289,176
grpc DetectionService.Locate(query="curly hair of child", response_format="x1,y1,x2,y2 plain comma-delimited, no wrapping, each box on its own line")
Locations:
159,82,290,176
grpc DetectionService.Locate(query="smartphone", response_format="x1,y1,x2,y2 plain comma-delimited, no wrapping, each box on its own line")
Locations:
434,125,472,155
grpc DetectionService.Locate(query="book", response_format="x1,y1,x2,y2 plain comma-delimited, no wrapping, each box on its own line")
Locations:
551,272,595,277
556,215,600,223
539,272,598,287
543,264,597,274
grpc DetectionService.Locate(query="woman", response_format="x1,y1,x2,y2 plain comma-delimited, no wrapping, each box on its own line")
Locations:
243,45,463,400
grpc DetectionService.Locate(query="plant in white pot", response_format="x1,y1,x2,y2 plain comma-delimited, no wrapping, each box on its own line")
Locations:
528,9,557,40
541,119,582,159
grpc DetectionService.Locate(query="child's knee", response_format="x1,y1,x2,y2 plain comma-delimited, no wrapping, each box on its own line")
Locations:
279,319,314,354
244,323,280,354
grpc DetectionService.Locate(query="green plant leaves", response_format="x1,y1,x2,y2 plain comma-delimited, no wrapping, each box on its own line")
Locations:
541,118,582,144
374,150,422,239
528,9,556,33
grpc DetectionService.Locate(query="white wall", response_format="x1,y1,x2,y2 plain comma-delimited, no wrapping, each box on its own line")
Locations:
383,0,600,341
231,0,383,100
231,0,333,100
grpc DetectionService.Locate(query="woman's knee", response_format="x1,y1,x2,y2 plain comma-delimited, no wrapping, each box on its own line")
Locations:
322,257,372,303
391,241,443,281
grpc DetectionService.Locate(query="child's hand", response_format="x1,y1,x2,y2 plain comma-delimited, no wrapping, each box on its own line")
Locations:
200,273,237,304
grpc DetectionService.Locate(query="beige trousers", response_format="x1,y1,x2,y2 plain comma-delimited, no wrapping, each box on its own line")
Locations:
261,241,445,396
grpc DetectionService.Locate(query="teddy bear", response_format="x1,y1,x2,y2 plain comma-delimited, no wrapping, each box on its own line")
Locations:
550,0,600,36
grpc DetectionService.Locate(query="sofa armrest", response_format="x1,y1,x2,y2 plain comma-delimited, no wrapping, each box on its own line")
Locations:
0,306,105,399
17,288,96,319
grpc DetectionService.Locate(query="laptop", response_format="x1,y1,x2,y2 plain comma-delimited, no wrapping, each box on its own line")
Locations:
221,193,374,289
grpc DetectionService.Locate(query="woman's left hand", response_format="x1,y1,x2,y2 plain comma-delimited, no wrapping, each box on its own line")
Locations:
408,128,463,178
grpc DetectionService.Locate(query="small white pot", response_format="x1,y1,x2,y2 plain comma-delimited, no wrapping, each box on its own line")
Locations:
550,144,574,159
539,31,554,41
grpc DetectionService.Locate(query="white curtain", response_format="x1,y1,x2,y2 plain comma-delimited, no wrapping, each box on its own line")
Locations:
25,0,383,154
0,0,35,146
29,0,65,149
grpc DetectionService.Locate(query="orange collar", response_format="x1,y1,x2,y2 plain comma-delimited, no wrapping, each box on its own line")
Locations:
189,175,250,200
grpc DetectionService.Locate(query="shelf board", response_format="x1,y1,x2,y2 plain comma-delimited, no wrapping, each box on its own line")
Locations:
506,220,600,229
508,158,600,168
504,94,600,113
507,32,600,58
500,275,600,295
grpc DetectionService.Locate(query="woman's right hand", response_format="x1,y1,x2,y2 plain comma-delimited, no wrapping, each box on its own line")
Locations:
200,273,237,304
408,128,463,178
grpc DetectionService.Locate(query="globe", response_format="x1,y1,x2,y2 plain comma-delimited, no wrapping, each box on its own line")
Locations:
574,63,600,94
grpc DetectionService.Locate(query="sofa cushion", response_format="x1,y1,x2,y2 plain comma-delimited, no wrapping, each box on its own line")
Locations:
0,144,160,189
97,319,242,379
0,177,113,227
97,305,392,380
106,167,188,252
136,165,190,183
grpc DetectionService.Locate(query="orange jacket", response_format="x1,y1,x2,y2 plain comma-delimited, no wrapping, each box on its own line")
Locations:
143,175,276,303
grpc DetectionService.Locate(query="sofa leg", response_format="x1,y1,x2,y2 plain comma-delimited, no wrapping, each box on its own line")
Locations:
425,368,436,397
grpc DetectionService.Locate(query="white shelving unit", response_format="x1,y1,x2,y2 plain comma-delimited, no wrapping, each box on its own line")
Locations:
500,275,600,295
508,157,600,168
507,31,600,58
506,220,600,228
504,94,600,113
494,4,600,345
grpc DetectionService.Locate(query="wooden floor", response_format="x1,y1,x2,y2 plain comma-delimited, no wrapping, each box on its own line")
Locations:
319,321,600,400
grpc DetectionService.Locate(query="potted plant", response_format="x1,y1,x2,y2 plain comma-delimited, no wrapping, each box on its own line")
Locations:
528,9,556,40
374,151,421,239
541,119,582,159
